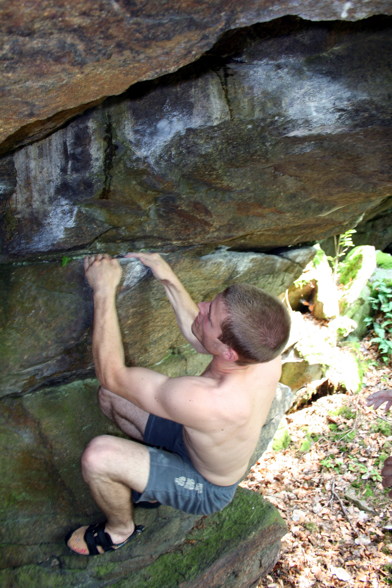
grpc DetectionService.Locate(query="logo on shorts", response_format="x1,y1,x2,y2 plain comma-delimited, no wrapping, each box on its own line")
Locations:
175,476,203,494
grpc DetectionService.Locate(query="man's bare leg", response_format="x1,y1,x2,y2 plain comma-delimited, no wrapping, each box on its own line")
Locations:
67,434,150,554
98,386,149,440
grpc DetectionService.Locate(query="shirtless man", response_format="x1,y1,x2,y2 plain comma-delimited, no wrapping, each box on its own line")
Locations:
67,252,291,556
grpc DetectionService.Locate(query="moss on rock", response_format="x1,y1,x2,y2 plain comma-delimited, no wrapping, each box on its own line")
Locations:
0,489,285,587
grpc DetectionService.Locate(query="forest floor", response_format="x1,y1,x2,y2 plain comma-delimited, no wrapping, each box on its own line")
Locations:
242,331,392,588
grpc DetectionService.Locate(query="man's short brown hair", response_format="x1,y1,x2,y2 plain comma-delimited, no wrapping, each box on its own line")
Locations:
219,284,290,365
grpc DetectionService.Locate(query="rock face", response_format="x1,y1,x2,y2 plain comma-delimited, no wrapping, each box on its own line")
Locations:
2,17,391,260
0,247,305,580
1,2,391,583
0,247,313,396
0,376,288,578
2,1,392,153
0,481,286,587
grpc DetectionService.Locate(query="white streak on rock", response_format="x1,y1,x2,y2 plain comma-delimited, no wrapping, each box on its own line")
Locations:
202,249,265,277
121,259,150,288
341,2,352,18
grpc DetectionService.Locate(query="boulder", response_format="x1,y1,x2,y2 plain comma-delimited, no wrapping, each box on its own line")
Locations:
0,486,286,588
288,248,340,319
0,378,288,584
0,245,304,579
281,310,363,406
281,357,323,393
1,19,392,258
339,245,377,337
1,6,391,584
248,383,293,466
312,255,340,320
0,247,313,396
2,2,391,153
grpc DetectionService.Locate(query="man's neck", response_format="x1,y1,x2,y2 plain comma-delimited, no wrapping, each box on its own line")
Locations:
205,355,253,378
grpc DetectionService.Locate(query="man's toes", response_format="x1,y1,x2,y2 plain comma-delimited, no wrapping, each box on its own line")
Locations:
67,525,103,555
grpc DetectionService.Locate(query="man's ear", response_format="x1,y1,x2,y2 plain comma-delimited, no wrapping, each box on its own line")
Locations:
223,346,239,362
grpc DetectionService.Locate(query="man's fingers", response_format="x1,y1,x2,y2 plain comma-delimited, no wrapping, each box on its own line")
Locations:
84,255,96,271
367,390,392,412
125,252,150,263
367,398,384,410
366,392,382,404
382,457,392,489
367,389,392,401
84,254,114,273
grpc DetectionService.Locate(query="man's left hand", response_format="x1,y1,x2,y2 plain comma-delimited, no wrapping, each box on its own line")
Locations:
84,254,122,295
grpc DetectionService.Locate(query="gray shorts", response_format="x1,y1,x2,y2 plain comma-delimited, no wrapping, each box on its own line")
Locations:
132,414,238,515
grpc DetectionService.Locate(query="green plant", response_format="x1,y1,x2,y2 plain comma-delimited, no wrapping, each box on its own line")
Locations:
272,428,291,451
376,250,392,269
375,452,390,467
303,522,319,532
320,456,344,473
372,418,392,436
328,419,357,444
363,484,375,498
327,229,356,283
312,247,325,268
348,459,382,482
61,255,72,267
350,480,376,498
364,278,392,363
384,564,392,585
299,432,320,452
331,405,357,420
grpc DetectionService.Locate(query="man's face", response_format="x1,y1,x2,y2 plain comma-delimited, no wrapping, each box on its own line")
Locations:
191,294,229,353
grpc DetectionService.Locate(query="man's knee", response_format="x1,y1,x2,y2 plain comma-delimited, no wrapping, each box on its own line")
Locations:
81,435,151,492
81,435,118,479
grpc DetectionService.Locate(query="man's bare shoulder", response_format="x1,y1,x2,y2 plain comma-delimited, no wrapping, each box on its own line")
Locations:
163,372,218,394
247,356,282,386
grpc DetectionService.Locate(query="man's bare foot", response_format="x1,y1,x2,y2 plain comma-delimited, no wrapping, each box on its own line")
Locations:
66,521,144,556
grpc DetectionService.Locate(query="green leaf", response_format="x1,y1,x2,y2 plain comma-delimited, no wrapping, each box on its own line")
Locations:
61,256,73,267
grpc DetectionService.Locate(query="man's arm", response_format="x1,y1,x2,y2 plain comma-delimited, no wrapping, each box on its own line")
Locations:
126,252,208,354
84,254,215,428
106,365,220,430
84,255,126,386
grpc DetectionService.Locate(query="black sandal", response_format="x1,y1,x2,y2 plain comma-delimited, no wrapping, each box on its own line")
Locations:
67,521,144,556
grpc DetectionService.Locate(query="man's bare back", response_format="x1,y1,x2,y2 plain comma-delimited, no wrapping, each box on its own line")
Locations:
184,357,282,485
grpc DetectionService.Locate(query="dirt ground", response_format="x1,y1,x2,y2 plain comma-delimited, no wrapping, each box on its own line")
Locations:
242,335,392,587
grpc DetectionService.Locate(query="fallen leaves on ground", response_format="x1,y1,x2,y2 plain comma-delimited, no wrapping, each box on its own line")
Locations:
241,335,392,587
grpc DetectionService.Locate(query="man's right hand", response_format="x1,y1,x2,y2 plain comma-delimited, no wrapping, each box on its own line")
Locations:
125,252,206,353
125,252,175,282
